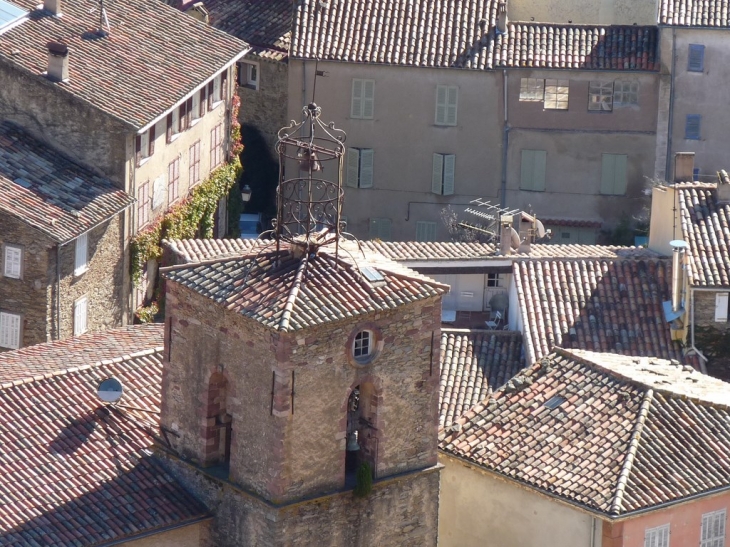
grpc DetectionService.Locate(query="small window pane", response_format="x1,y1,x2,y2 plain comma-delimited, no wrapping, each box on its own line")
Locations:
614,80,639,106
519,78,544,101
354,331,371,359
589,81,613,111
544,79,569,110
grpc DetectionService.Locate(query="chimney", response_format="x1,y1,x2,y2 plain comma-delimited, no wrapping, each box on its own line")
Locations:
496,1,508,33
670,240,688,313
674,152,695,183
44,0,61,15
718,170,730,203
499,217,513,256
46,42,69,82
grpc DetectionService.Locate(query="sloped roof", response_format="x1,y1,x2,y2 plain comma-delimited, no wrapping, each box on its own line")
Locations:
0,122,133,242
491,23,658,71
163,240,449,332
513,258,686,365
660,0,730,26
0,332,208,545
677,182,730,287
0,0,248,130
439,329,524,427
164,237,258,264
440,348,730,516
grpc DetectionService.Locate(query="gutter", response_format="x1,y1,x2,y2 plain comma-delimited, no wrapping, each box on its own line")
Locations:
97,515,213,547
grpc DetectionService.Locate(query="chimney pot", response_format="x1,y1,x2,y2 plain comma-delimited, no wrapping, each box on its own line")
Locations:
674,152,695,183
46,41,69,82
43,0,61,16
717,169,730,203
496,1,508,33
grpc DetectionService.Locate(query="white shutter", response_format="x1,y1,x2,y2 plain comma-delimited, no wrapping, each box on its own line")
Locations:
74,297,88,336
435,85,447,125
443,154,456,195
362,80,375,119
4,246,21,278
715,293,729,322
152,175,165,209
0,312,20,349
359,149,374,188
346,148,360,188
351,79,363,118
432,153,444,194
192,92,200,119
140,131,149,159
446,86,458,125
74,233,88,276
213,75,222,102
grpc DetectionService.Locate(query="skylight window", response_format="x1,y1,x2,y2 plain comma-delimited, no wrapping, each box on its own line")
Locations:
544,395,566,409
361,266,384,283
0,0,28,35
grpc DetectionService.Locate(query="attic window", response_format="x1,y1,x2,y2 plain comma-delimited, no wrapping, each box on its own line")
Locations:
544,395,566,409
0,0,27,36
361,266,384,283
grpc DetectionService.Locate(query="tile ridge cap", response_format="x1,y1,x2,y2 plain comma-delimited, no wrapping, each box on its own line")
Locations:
278,251,310,332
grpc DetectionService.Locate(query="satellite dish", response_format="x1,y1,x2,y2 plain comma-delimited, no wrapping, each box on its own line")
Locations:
509,227,521,250
97,378,124,403
535,219,546,239
669,240,689,249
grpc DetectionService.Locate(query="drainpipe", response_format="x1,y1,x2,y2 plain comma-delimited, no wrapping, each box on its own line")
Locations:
500,69,509,208
664,28,677,181
590,516,596,547
690,286,709,373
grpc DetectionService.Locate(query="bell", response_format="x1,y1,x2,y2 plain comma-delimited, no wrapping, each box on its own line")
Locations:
346,431,360,452
297,147,323,172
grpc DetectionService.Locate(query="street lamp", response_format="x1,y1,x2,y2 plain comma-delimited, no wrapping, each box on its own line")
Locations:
240,184,252,203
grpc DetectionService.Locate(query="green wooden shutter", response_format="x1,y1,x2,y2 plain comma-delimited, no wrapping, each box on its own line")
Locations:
443,154,456,195
446,86,458,125
351,79,363,118
533,150,546,191
521,150,535,190
346,148,360,188
369,218,392,241
362,80,375,119
432,153,444,194
435,86,447,125
359,149,374,188
416,221,437,242
601,154,616,194
613,154,627,194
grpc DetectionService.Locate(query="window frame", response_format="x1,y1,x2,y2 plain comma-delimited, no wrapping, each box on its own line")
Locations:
212,74,223,105
351,79,375,119
701,509,726,547
614,80,639,107
137,180,150,228
688,44,705,72
353,330,372,361
544,79,570,110
74,296,88,336
644,524,670,547
715,293,729,322
588,80,614,112
74,232,88,276
0,311,21,349
435,84,458,126
432,153,456,196
685,114,702,140
189,140,201,187
519,78,545,101
3,244,22,279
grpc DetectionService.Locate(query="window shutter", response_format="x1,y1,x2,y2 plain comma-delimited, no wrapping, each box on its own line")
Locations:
172,108,179,135
362,80,375,119
152,176,165,209
351,79,363,118
446,86,458,125
346,148,360,188
135,135,141,165
370,218,392,241
715,293,729,322
432,153,444,194
521,150,535,190
685,114,701,139
613,154,627,194
359,149,374,188
213,75,221,102
192,92,200,120
208,81,214,109
236,62,243,85
149,125,155,156
186,97,193,127
443,154,455,195
416,221,437,242
601,154,616,194
222,69,228,100
0,312,20,349
435,86,447,125
166,113,173,142
4,246,21,278
74,233,88,275
533,150,547,191
688,44,705,72
74,297,87,336
201,87,208,115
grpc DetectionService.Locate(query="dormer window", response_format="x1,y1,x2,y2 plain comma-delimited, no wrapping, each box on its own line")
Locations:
353,331,371,361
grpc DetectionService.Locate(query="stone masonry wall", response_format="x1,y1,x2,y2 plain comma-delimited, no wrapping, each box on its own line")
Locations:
238,58,288,154
156,449,440,547
162,279,442,504
694,290,730,332
0,214,53,349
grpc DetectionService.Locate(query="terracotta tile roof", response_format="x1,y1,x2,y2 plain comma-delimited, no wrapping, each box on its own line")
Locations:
0,340,208,545
660,0,730,26
677,183,730,286
490,23,658,70
541,218,603,228
164,237,258,264
0,122,133,242
203,0,292,62
291,0,499,69
439,329,524,427
514,258,686,365
0,0,248,130
440,348,730,516
163,240,449,332
0,324,163,385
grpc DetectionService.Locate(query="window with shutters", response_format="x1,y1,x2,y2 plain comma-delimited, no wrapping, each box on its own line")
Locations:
701,509,726,547
614,80,639,106
345,148,374,189
191,91,201,123
190,141,201,186
544,79,569,109
74,233,88,276
519,78,544,101
435,85,458,126
432,153,456,195
74,296,88,336
168,158,180,203
600,154,628,195
137,180,150,228
3,245,22,279
644,524,670,547
520,150,547,191
416,221,437,242
167,108,180,143
0,311,21,349
135,126,155,166
237,61,259,90
351,79,375,119
685,115,701,140
369,218,392,241
688,44,705,72
715,293,729,322
212,74,222,104
210,123,224,169
588,81,614,111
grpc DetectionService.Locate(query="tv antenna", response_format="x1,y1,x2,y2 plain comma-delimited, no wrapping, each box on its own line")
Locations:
458,198,520,241
88,0,110,36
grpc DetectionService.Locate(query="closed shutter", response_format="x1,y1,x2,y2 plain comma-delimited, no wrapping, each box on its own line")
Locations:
601,154,628,195
346,148,360,188
172,108,179,135
213,75,221,102
416,221,437,242
715,293,729,322
688,44,705,72
4,246,21,278
0,312,20,349
200,86,208,115
74,297,87,336
74,233,88,276
443,154,455,195
351,79,363,118
166,113,173,142
446,86,458,125
192,92,200,120
613,154,627,194
362,80,375,119
435,85,448,125
359,149,374,188
369,218,392,241
149,124,155,156
432,153,444,194
685,115,701,139
521,150,546,191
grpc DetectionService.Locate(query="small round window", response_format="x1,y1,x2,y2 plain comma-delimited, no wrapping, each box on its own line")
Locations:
353,331,372,362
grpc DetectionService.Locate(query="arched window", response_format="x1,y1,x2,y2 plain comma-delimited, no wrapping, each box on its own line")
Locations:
203,372,232,469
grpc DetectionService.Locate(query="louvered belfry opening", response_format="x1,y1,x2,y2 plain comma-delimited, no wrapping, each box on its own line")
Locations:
275,103,346,257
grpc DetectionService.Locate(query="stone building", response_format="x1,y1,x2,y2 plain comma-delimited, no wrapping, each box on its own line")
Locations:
0,122,133,350
0,0,249,318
